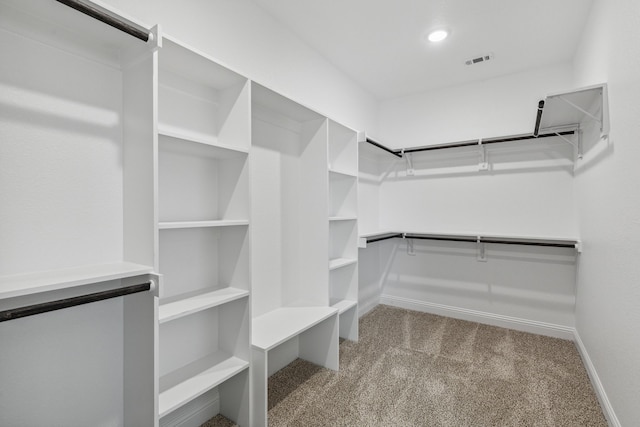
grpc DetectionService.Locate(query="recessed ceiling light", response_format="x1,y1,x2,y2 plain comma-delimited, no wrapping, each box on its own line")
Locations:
427,29,448,43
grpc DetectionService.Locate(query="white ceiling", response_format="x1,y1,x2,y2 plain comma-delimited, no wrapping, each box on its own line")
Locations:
250,0,594,100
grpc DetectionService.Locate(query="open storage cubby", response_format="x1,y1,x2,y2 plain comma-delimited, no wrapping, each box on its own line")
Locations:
0,0,156,425
159,298,250,424
158,134,249,225
156,36,251,425
329,172,358,219
250,83,338,427
158,37,250,152
329,220,358,270
328,120,358,176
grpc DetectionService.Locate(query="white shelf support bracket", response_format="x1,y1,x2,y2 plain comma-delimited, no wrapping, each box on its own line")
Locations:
478,139,488,171
402,149,415,176
557,95,602,127
575,241,583,253
477,237,487,262
551,127,581,158
407,237,415,256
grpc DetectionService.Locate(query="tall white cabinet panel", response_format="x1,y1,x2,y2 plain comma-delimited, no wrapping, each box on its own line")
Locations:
156,37,251,426
0,1,157,426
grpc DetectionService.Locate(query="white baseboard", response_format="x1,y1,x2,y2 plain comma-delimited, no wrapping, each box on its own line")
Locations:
160,389,220,427
358,296,379,318
573,330,621,427
379,294,575,340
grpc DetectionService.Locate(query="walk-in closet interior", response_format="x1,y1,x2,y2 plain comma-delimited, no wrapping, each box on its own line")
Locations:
1,0,638,426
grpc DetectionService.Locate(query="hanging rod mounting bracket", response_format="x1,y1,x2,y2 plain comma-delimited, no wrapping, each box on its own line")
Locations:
478,139,489,171
477,237,487,262
402,149,415,175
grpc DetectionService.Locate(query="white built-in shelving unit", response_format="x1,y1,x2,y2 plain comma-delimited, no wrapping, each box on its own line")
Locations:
250,83,341,427
0,0,157,425
156,37,251,426
327,123,359,340
1,2,364,426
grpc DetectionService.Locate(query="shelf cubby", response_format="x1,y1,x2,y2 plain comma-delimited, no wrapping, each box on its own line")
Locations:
158,38,250,152
328,120,358,176
329,172,358,218
158,298,249,421
329,220,358,267
158,134,249,224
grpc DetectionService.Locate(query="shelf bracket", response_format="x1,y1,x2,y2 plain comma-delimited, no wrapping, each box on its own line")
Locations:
402,149,415,176
552,128,582,159
478,139,488,171
477,237,487,262
407,237,415,256
557,95,602,128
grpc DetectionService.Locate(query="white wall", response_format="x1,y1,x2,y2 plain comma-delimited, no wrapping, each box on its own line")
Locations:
99,0,378,134
364,64,580,332
571,0,640,424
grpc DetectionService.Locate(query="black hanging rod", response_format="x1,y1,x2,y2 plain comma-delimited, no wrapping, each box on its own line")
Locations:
55,0,150,42
365,232,577,249
365,137,403,157
0,282,152,323
365,130,575,157
366,233,404,243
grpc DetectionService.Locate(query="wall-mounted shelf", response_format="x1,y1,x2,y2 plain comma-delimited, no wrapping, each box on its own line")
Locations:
159,287,249,324
158,220,249,229
0,262,154,300
159,351,249,418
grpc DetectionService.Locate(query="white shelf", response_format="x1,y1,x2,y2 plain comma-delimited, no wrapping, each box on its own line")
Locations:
328,168,357,178
331,299,357,314
329,258,357,270
159,287,249,324
539,84,609,135
158,128,249,158
252,306,338,351
0,262,154,300
329,216,357,222
158,220,249,230
159,351,249,418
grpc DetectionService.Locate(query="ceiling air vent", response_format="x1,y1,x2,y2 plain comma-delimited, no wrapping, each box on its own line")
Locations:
465,53,494,66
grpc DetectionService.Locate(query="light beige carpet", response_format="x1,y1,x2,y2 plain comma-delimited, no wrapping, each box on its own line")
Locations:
202,305,607,426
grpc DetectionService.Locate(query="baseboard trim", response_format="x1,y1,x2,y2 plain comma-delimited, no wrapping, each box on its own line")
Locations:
358,297,379,318
160,389,220,427
379,294,575,340
573,330,621,427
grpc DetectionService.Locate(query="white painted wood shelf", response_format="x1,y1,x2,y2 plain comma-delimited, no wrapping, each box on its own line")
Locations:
329,216,357,222
159,128,249,159
331,299,357,314
0,262,154,300
328,167,357,178
158,351,249,418
329,258,358,270
159,287,249,324
252,306,338,351
158,219,249,230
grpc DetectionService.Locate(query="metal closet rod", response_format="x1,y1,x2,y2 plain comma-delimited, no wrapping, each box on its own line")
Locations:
367,233,577,249
365,130,575,157
0,282,152,323
55,0,150,42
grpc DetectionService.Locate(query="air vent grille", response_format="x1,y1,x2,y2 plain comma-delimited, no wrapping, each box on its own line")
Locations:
465,53,494,66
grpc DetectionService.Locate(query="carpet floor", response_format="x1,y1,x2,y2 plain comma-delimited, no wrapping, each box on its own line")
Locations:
202,305,607,426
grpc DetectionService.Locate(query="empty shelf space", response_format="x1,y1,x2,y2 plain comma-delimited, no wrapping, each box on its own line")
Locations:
252,306,338,351
329,258,357,270
329,216,357,222
159,287,249,323
0,262,154,300
331,299,357,314
158,128,249,158
158,220,249,230
328,168,358,178
159,351,249,418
